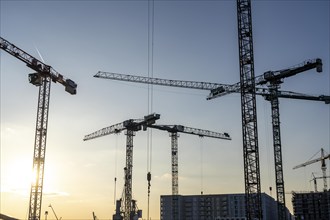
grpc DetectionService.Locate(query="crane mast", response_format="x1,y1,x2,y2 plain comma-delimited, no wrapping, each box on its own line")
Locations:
236,1,262,219
148,124,231,220
84,113,160,220
0,36,77,220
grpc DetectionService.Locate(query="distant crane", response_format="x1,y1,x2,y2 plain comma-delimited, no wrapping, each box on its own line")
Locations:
94,58,327,220
293,148,330,191
0,36,77,220
309,173,330,192
148,124,231,220
92,212,98,220
48,204,61,220
83,113,160,220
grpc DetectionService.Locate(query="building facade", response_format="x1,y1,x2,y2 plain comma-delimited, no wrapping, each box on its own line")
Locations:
160,193,292,220
292,190,330,220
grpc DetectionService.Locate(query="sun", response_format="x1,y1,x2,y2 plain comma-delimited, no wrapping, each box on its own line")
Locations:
1,156,33,196
1,155,58,196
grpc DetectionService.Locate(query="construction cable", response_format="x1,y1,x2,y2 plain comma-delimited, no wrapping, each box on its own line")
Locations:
147,0,155,219
114,134,119,205
200,137,204,195
262,101,273,197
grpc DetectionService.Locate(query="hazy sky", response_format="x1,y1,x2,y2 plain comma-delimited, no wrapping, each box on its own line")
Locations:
1,0,329,219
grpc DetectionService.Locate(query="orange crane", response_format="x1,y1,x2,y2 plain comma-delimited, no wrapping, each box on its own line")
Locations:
83,113,160,220
293,148,330,191
148,124,231,220
0,36,77,220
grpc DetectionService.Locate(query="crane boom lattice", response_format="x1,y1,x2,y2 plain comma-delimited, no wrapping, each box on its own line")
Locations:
95,71,227,91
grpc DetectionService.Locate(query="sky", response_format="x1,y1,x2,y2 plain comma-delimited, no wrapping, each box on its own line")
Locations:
0,0,329,219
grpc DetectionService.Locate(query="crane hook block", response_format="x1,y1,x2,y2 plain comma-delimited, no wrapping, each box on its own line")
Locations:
147,172,151,182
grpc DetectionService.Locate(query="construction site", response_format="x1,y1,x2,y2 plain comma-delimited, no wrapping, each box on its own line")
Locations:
0,1,329,220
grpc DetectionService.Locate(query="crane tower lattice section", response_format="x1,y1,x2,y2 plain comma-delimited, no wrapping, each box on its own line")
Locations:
237,0,262,218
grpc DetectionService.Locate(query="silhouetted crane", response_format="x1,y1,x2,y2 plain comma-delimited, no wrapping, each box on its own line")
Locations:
0,36,77,220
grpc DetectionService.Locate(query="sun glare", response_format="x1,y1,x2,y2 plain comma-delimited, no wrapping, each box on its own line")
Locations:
2,157,32,196
2,156,57,196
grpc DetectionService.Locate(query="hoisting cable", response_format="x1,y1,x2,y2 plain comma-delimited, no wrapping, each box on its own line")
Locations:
114,133,119,205
146,0,155,219
262,101,273,197
200,137,204,195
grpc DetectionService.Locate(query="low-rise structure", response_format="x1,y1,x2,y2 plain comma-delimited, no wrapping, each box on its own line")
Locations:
160,193,292,220
292,190,330,220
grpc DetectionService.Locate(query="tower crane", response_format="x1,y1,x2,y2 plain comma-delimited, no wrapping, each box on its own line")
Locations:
92,212,98,220
147,124,231,220
293,148,330,191
48,204,61,220
209,58,324,220
94,58,327,220
309,173,330,192
0,36,77,220
83,113,160,220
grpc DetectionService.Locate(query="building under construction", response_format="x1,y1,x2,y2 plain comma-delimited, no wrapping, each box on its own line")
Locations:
292,190,330,220
160,193,292,220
